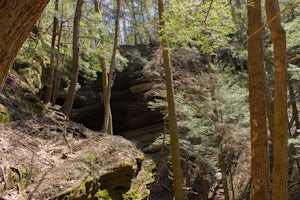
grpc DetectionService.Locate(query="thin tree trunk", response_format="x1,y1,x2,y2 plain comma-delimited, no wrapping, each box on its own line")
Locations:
93,0,113,134
52,12,64,105
130,0,138,45
247,1,270,199
0,0,50,91
101,0,120,134
123,17,127,44
44,0,59,104
61,0,84,116
289,80,300,137
265,1,289,200
158,0,184,199
101,58,113,134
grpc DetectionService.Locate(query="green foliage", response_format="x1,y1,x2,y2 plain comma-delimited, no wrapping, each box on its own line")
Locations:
0,103,11,124
282,3,300,58
288,135,300,162
147,65,250,176
289,136,300,149
163,0,236,53
288,64,300,81
215,71,249,127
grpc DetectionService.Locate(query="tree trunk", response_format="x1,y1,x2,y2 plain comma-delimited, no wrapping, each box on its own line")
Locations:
0,0,50,91
61,0,84,116
289,80,300,137
101,0,120,134
247,1,270,200
51,13,64,105
265,1,289,199
44,0,59,104
130,0,138,45
101,58,113,134
93,0,113,134
158,0,184,199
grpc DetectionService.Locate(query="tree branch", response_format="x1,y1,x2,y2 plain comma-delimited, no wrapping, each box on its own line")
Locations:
243,2,300,43
288,54,300,63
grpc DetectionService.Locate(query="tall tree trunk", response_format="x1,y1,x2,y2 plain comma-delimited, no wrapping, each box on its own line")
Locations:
158,0,184,199
101,0,120,134
122,17,127,44
93,0,113,134
44,0,59,104
52,9,64,105
266,2,289,199
130,0,138,45
0,0,50,91
247,1,270,199
61,0,84,116
101,58,113,134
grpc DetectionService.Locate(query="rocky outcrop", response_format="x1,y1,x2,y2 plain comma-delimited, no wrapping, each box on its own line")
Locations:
69,44,164,133
68,45,210,133
0,73,156,200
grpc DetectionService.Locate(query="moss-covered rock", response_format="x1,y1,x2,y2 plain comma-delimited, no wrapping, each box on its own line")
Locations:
54,175,112,200
0,103,11,123
123,159,156,200
22,92,45,115
13,58,43,93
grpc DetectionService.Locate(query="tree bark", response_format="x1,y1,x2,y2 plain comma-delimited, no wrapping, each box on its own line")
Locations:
44,0,59,104
130,0,138,45
265,1,289,199
247,1,270,199
101,0,120,134
51,12,64,105
158,0,184,199
94,0,113,134
0,0,50,91
61,0,84,116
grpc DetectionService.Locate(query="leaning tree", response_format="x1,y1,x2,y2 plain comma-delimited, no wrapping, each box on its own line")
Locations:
0,0,50,91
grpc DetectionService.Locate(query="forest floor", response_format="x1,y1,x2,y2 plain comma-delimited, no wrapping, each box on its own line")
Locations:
0,72,155,200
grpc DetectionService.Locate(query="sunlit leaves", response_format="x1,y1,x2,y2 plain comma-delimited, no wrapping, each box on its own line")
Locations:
162,0,237,54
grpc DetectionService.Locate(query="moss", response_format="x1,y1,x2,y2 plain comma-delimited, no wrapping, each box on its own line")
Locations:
83,153,97,164
6,168,20,190
14,58,43,92
22,92,45,116
60,175,112,200
0,103,12,123
123,160,156,200
83,153,98,170
117,160,134,169
94,190,112,199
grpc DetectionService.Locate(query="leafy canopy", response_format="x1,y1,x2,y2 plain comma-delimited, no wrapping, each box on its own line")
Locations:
162,0,236,54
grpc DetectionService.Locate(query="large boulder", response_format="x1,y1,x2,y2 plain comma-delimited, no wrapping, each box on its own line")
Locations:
0,74,156,199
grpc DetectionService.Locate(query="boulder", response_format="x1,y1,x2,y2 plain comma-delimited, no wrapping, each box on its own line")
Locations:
0,74,156,199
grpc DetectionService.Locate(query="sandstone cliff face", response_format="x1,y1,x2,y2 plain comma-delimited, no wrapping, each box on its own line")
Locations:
69,44,164,133
68,45,208,134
